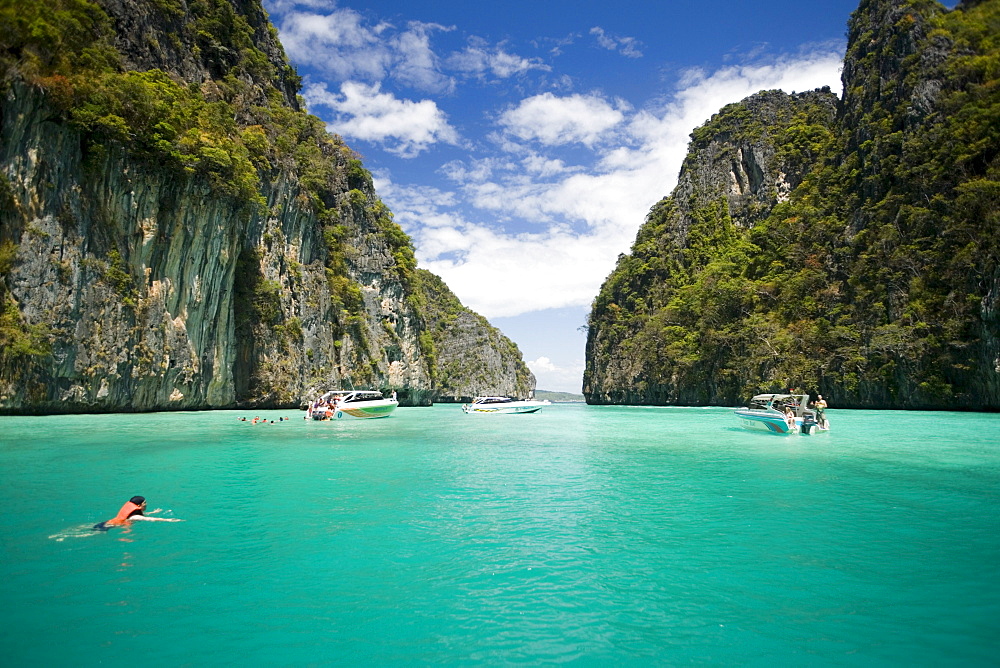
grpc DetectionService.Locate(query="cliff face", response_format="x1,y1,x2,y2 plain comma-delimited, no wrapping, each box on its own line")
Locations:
585,0,1000,409
0,80,431,411
584,90,839,406
415,270,535,402
0,0,529,413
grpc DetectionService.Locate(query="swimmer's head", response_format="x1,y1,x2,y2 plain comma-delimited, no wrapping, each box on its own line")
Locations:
130,496,146,506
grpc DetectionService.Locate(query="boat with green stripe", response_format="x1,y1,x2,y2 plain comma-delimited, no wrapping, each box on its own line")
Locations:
307,390,399,420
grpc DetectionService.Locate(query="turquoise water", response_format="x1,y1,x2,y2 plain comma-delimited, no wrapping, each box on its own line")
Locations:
1,404,998,665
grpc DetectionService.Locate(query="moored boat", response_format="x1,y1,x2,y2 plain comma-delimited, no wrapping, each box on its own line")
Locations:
462,396,551,414
307,390,398,420
734,393,830,435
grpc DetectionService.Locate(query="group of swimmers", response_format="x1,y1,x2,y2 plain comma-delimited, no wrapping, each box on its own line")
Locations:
239,416,292,424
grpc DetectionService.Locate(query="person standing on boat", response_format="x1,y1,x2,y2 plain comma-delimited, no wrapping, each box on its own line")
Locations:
93,496,183,531
815,395,828,427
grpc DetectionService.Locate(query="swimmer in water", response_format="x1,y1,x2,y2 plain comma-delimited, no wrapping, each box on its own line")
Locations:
92,496,183,531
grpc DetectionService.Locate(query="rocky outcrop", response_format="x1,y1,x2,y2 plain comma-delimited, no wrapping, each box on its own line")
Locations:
0,0,528,413
0,81,430,412
415,270,535,402
671,89,837,241
97,0,302,110
584,89,838,406
585,0,1000,410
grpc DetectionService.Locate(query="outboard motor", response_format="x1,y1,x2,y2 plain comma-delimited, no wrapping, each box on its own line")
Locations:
801,414,818,435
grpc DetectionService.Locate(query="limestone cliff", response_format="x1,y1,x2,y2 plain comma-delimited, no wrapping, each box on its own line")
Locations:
415,269,535,402
585,89,839,406
585,0,1000,409
0,0,530,413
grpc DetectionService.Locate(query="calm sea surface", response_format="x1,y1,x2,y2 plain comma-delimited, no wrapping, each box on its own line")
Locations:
1,404,998,665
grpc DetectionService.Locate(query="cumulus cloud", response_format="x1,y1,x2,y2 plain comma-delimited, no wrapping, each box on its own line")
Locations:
590,27,644,58
529,356,559,372
390,21,455,94
271,5,454,93
378,49,845,319
271,3,548,93
498,93,629,147
305,81,460,157
275,6,394,82
447,37,550,79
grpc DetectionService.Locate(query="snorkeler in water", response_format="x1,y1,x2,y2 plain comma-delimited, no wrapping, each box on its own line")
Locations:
93,496,183,531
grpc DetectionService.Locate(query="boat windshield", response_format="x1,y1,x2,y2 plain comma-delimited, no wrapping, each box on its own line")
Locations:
319,390,385,403
475,397,513,404
342,392,384,403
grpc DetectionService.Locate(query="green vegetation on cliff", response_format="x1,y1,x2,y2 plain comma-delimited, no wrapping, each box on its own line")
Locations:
0,0,335,210
414,269,535,400
0,0,534,412
586,0,999,409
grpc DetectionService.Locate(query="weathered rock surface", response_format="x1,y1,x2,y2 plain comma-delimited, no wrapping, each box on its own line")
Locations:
585,0,1000,409
0,0,532,413
416,270,535,402
584,90,838,406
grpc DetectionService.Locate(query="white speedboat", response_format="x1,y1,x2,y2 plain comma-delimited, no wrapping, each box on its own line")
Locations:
734,393,829,435
462,396,551,414
307,390,398,420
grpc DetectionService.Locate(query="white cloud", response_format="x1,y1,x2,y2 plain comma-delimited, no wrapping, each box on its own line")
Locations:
529,356,558,372
528,357,585,393
447,38,550,79
391,22,455,94
276,7,393,82
305,81,460,157
522,154,573,178
378,49,844,319
378,176,626,316
498,93,629,147
273,6,455,94
589,27,644,58
272,4,549,94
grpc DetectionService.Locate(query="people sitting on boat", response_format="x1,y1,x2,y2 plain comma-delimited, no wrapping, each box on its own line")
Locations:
784,407,796,428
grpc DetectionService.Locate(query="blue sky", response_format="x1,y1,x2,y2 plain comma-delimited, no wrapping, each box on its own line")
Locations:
261,0,879,392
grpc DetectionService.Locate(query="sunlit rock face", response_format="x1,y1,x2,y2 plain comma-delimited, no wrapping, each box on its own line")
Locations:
585,0,1000,410
414,270,535,404
0,82,429,412
0,0,530,413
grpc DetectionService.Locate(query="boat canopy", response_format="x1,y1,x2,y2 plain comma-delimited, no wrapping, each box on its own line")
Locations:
472,396,515,404
318,390,386,403
746,394,812,414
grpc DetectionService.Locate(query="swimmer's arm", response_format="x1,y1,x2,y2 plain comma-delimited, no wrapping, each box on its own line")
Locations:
132,515,184,522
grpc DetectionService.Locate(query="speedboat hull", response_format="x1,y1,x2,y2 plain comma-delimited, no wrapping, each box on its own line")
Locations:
463,402,546,414
734,409,830,435
333,400,398,419
734,409,797,434
462,397,550,414
308,390,399,420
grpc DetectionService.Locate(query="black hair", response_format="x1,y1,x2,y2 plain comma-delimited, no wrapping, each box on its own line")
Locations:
130,496,146,505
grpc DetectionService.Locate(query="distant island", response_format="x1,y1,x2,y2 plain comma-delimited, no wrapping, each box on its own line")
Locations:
535,390,585,402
